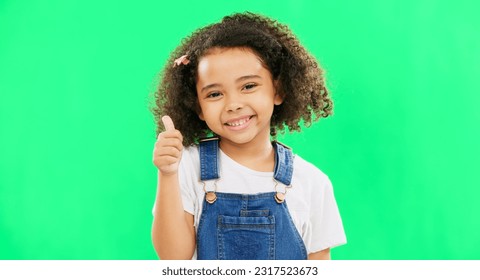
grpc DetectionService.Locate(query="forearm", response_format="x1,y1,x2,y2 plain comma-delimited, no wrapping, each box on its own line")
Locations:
152,171,195,259
308,248,331,260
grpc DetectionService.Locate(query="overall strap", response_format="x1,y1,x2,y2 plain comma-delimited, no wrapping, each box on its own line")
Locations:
199,137,220,181
273,142,294,186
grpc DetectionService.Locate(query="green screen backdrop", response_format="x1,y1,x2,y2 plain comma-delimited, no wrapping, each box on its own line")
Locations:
1,0,479,259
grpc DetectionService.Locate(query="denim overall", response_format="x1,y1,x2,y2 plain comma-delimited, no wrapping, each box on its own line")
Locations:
196,138,308,260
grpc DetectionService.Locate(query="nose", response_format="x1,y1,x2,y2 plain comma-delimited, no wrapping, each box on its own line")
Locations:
225,94,244,112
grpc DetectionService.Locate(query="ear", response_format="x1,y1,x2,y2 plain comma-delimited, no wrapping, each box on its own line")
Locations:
197,107,205,121
274,93,283,105
195,100,205,120
273,80,284,105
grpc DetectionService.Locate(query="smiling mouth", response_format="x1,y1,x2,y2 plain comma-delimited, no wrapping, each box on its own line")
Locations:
225,116,253,127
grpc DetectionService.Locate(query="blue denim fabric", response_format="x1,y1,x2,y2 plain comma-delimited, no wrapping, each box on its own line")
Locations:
196,138,307,260
273,142,294,186
199,138,220,181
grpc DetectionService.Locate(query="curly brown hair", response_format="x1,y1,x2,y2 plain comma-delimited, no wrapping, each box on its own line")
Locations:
152,12,332,146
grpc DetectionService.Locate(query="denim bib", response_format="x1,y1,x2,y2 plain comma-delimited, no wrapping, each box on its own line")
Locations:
196,138,307,260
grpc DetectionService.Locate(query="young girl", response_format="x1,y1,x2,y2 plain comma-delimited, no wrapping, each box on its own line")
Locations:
151,12,346,260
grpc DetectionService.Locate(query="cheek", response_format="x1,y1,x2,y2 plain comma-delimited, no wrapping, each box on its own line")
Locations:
197,101,217,121
254,94,276,110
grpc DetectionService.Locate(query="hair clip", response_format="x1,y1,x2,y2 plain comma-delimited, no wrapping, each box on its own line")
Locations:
173,55,190,66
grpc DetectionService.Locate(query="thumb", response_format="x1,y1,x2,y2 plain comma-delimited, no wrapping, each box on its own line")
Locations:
161,115,175,131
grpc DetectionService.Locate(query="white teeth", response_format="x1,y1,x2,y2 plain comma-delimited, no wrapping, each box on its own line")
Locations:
227,117,249,126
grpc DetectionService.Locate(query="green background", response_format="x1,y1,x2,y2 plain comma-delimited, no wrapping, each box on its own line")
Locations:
1,0,479,259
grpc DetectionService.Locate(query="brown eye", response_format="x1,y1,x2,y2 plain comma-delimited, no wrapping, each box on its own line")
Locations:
243,83,257,91
207,92,222,98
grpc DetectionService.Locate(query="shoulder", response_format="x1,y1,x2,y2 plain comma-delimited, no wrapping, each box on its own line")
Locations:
292,154,332,188
181,145,199,163
178,145,200,175
182,144,199,157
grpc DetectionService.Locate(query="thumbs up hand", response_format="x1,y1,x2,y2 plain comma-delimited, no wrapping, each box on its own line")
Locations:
153,116,184,175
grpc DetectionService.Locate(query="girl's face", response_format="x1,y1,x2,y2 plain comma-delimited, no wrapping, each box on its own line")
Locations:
196,47,283,148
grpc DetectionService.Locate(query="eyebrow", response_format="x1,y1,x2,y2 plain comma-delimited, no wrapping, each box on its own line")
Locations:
236,74,262,82
200,75,262,93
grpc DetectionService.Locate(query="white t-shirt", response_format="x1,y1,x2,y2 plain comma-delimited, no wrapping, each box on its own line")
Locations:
173,145,347,257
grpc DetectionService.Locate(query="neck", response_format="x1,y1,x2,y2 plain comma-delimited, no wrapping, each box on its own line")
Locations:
219,137,275,172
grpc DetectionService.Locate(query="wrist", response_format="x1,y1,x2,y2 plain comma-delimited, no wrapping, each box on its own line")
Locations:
158,170,178,179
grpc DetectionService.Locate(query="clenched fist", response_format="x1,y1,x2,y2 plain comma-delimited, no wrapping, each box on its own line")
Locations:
153,116,184,175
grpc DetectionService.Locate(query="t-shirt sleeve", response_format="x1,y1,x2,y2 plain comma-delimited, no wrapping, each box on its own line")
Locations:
178,148,197,215
306,174,347,253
